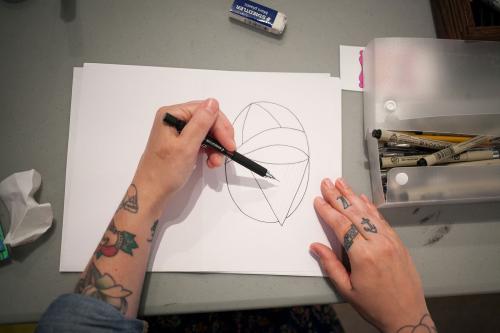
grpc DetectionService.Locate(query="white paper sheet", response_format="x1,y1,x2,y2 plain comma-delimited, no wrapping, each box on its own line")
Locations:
340,45,365,92
61,64,342,276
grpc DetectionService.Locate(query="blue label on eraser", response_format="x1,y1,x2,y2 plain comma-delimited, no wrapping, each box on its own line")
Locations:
231,0,277,28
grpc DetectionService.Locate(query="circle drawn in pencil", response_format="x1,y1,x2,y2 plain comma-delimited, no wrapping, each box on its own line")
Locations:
225,102,310,226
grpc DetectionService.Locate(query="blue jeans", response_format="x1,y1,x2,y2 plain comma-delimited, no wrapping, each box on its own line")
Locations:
36,294,145,332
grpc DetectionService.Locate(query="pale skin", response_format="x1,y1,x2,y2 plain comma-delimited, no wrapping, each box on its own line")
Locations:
76,98,236,318
76,98,435,332
311,178,436,332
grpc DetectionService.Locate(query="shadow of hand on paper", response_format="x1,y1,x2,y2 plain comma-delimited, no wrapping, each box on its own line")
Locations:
148,157,206,268
310,210,345,297
223,175,275,190
209,162,276,191
147,156,280,269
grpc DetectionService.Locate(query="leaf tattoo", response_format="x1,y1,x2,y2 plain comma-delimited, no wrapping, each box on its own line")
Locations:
75,263,132,315
361,217,377,233
118,184,139,213
96,220,138,259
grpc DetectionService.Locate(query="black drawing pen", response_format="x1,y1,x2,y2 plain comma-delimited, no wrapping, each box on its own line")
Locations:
163,113,278,181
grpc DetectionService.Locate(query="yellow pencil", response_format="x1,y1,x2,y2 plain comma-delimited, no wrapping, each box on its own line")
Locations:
400,132,499,146
400,132,472,144
413,134,471,143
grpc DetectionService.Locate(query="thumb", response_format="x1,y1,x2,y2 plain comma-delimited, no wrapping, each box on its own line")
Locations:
180,98,219,147
310,242,352,295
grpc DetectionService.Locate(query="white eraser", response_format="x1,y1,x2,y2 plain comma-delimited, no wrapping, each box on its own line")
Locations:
229,0,287,35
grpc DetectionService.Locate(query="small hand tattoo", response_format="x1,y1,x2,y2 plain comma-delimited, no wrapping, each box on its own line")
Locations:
343,225,359,251
337,196,351,209
95,220,138,259
118,184,139,213
147,220,159,242
361,217,377,233
396,314,437,333
75,263,132,315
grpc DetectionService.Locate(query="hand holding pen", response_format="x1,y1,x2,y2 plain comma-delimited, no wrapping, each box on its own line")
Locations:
131,99,238,215
164,113,277,181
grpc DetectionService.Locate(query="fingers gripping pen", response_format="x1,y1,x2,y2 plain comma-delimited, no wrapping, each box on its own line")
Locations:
163,113,278,181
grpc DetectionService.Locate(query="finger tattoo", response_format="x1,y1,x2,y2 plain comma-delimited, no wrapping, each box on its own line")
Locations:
361,217,377,233
343,225,359,251
337,196,351,209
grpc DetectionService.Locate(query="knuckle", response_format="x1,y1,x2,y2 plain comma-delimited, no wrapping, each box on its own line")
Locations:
196,114,215,130
318,207,334,224
379,237,399,257
340,221,354,236
334,213,352,229
320,259,331,274
324,188,337,202
185,145,200,156
172,143,190,156
224,119,234,132
357,246,375,263
315,198,331,212
178,107,193,120
156,106,170,118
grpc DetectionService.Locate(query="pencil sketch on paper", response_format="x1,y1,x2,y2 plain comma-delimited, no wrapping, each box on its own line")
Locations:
225,102,310,226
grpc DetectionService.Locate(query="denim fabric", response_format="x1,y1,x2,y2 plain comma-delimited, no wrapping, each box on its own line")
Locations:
36,294,145,333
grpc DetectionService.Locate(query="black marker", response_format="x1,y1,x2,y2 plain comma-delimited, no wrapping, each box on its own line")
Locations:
163,113,278,181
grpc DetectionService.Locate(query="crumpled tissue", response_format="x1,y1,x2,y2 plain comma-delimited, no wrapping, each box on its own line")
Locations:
0,169,53,247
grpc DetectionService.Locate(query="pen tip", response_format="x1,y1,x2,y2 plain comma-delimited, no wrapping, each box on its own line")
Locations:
266,172,279,182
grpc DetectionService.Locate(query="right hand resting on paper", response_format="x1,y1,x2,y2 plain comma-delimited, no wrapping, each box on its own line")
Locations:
310,178,436,333
132,98,236,218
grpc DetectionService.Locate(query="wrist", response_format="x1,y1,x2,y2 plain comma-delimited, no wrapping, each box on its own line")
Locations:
128,174,167,221
382,312,435,333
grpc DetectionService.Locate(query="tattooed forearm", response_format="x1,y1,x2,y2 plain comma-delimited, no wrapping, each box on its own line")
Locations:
147,220,159,242
343,225,359,251
95,219,138,259
396,314,437,333
337,195,351,209
361,217,377,233
75,263,132,315
118,184,139,213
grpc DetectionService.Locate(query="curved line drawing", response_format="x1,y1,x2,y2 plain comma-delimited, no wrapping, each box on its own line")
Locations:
285,160,310,218
225,101,311,227
240,126,305,148
230,144,309,164
251,171,280,222
253,103,282,128
224,167,276,223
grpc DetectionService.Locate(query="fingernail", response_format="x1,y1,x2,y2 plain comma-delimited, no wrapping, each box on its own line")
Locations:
309,245,320,258
337,177,347,189
214,154,222,166
315,197,326,205
323,178,334,189
203,98,218,114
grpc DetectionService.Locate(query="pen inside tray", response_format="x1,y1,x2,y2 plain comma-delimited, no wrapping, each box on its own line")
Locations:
371,129,500,197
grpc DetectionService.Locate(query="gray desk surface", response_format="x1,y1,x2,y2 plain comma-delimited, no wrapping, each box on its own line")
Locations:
1,0,499,324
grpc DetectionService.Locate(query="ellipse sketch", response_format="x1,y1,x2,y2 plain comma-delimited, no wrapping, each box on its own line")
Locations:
225,102,310,226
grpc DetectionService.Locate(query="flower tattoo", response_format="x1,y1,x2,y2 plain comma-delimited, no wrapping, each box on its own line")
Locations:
76,263,132,314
